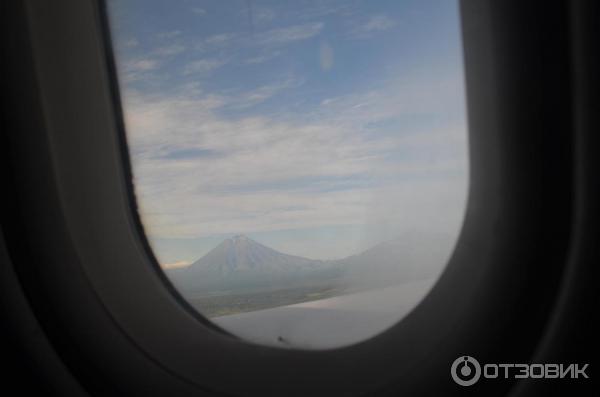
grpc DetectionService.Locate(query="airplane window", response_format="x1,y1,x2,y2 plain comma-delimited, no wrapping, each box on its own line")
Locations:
106,0,468,349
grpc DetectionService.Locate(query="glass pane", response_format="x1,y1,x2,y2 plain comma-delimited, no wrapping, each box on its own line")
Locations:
107,0,469,349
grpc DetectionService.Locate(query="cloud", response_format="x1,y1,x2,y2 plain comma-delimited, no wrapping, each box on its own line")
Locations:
364,15,395,31
189,22,324,71
352,15,396,38
192,23,324,53
120,58,160,82
191,23,323,64
127,59,157,71
124,38,139,48
157,30,182,39
255,22,324,46
153,44,186,57
295,2,356,20
194,33,238,52
244,51,281,64
183,58,227,75
204,33,237,45
119,41,184,82
192,7,206,16
112,10,467,252
254,8,276,23
119,66,468,243
225,78,301,108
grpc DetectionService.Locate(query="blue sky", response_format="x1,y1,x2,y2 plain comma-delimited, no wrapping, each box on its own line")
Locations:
107,0,468,266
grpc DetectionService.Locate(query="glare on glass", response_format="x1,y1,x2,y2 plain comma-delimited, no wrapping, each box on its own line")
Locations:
107,0,469,349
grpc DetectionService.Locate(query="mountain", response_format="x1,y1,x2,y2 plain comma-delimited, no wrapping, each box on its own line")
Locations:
332,237,449,289
167,235,340,293
194,234,320,273
166,234,448,294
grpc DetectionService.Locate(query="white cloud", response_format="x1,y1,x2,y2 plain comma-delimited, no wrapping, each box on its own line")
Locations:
116,42,187,84
352,15,396,38
295,3,356,20
153,44,186,57
119,68,468,243
192,7,206,16
255,22,324,46
204,33,237,45
193,23,323,53
120,58,159,82
194,33,238,52
254,8,276,23
183,58,227,75
244,51,281,64
157,30,182,39
124,38,139,48
128,59,157,71
364,15,395,31
225,78,300,108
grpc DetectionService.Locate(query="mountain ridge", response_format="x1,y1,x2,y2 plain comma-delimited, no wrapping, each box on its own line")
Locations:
166,234,443,294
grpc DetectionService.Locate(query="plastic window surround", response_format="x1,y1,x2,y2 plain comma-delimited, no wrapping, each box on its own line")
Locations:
6,0,575,396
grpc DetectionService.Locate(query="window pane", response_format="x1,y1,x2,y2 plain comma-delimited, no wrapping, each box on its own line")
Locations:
107,0,469,349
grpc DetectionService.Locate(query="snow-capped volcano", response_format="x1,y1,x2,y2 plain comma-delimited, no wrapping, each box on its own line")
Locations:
167,235,333,292
192,234,322,274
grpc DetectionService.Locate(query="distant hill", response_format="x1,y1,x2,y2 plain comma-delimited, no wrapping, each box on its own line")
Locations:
166,234,448,295
331,238,448,290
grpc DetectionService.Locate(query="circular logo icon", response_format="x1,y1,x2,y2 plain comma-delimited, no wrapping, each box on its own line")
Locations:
451,356,481,386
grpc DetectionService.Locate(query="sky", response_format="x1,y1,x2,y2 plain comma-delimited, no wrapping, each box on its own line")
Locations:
107,0,469,267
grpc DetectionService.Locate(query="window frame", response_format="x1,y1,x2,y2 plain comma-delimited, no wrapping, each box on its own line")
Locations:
1,0,582,396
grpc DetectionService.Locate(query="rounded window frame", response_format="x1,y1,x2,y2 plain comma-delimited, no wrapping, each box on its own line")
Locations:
10,0,576,396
